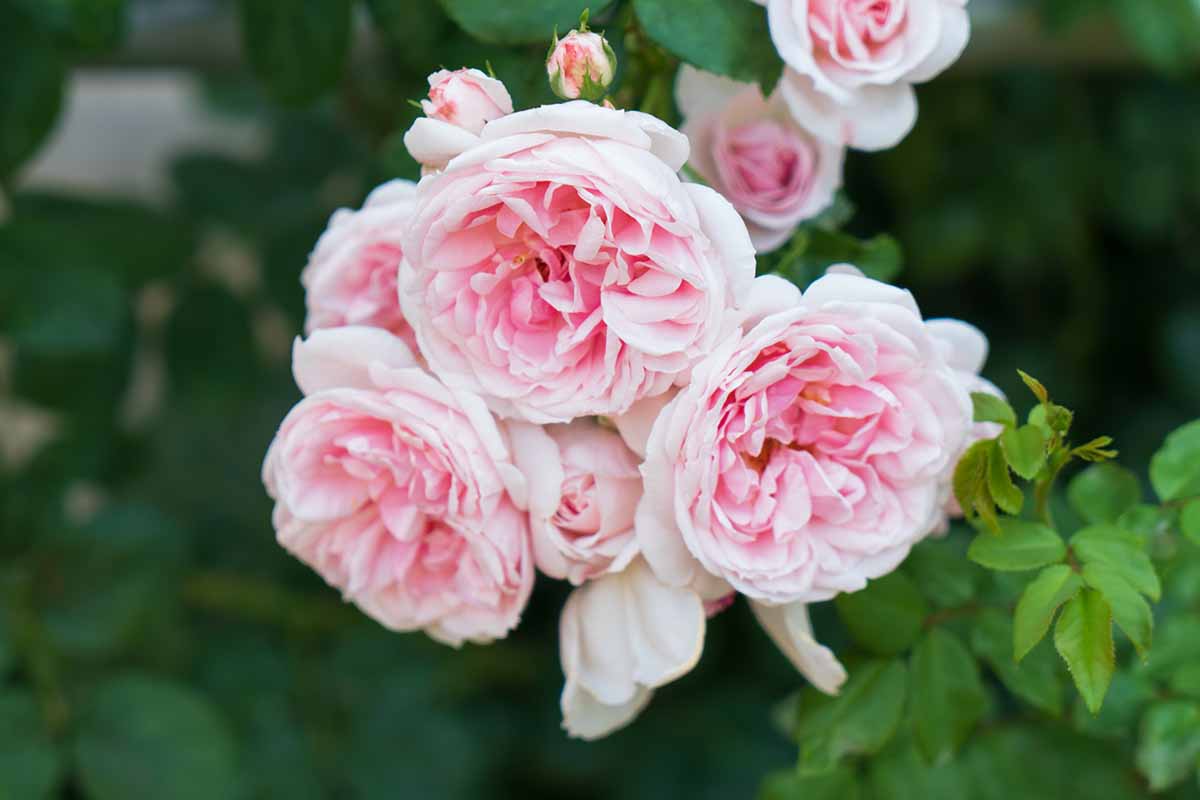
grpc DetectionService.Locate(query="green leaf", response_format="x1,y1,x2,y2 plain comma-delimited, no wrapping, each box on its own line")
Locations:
1135,701,1200,792
1143,615,1200,682
1168,663,1200,699
1017,370,1049,403
910,629,987,764
972,392,1016,428
1071,524,1161,601
795,660,908,772
1054,589,1115,715
904,538,982,610
439,0,596,45
866,739,971,800
987,442,1024,515
953,439,999,532
835,572,927,656
968,519,1065,572
0,14,65,180
1067,464,1141,524
1014,564,1084,662
759,767,860,800
1150,420,1200,502
238,0,353,105
635,0,783,91
12,0,127,52
999,424,1047,481
1081,563,1152,658
1181,500,1200,544
0,690,62,800
970,609,1063,716
75,674,237,800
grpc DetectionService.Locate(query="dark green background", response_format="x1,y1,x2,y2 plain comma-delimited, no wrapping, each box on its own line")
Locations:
0,0,1198,797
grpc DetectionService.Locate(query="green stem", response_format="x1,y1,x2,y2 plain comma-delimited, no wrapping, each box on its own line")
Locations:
1034,452,1070,528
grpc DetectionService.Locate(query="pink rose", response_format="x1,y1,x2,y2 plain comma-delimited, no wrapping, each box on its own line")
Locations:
637,269,971,604
926,317,1002,527
399,101,757,424
676,66,845,253
405,68,514,172
757,0,970,150
547,30,617,101
301,180,417,352
509,420,642,585
262,326,534,646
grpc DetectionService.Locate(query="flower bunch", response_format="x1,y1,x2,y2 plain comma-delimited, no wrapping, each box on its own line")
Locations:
263,22,989,738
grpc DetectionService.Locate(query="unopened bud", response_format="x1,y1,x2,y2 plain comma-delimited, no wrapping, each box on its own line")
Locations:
547,30,617,102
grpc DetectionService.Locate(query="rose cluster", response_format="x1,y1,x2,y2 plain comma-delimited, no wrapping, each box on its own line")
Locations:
263,60,991,739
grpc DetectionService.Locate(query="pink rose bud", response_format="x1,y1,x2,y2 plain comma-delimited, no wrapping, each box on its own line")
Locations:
421,67,513,135
547,30,617,101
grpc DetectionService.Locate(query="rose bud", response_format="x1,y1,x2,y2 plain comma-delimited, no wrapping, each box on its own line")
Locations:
547,29,617,101
421,67,513,136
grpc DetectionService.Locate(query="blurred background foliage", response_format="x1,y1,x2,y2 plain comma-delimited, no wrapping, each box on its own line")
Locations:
0,0,1199,798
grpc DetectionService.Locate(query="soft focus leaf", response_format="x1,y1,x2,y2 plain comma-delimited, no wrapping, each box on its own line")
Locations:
972,392,1016,428
954,439,1000,531
1000,424,1047,481
1014,565,1083,662
0,13,65,180
1135,701,1200,792
1054,589,1114,715
795,660,908,772
438,0,597,45
904,537,982,610
1067,464,1141,524
835,572,927,656
1081,563,1152,658
1181,500,1200,544
759,767,859,800
971,609,1063,716
910,629,987,764
1071,524,1162,601
74,675,237,800
1150,420,1200,502
238,0,353,104
0,690,62,800
968,519,1064,572
987,442,1024,515
866,739,971,800
635,0,783,91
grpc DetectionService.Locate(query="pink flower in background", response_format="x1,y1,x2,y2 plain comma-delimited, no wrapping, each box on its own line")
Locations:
263,327,534,646
676,66,844,253
509,420,642,585
637,269,971,604
547,30,617,101
400,101,756,424
755,0,970,150
406,68,514,172
301,180,417,352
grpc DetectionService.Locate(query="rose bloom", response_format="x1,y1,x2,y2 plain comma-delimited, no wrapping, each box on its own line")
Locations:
406,68,514,172
547,30,617,101
926,317,1003,528
301,180,417,352
262,326,534,646
509,419,642,585
400,101,757,424
676,66,844,253
637,269,971,604
755,0,970,150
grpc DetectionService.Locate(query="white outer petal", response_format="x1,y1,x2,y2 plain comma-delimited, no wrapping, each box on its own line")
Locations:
738,274,804,330
560,558,705,739
683,182,757,307
291,326,417,395
750,600,847,695
926,318,989,375
403,117,481,170
675,65,749,122
611,390,675,459
907,3,972,84
779,69,917,152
